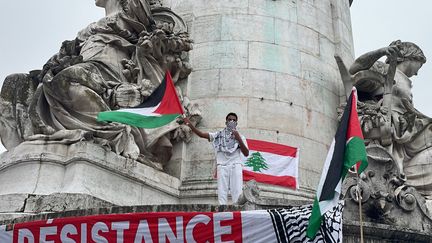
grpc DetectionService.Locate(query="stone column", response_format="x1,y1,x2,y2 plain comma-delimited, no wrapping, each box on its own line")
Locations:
164,0,355,203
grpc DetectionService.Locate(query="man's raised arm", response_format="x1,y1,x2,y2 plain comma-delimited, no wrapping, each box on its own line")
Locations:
183,117,210,140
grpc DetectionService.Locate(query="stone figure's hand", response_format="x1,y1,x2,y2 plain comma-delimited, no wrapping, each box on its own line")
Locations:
137,32,154,56
399,116,408,132
381,45,401,61
137,79,154,98
173,124,192,143
114,83,143,108
380,106,389,115
361,115,374,134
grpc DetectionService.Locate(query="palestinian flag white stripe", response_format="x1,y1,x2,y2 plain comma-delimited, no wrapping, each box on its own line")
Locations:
243,139,299,189
118,103,160,116
316,139,342,215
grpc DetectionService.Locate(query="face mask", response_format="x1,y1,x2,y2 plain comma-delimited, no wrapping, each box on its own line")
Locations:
226,120,237,132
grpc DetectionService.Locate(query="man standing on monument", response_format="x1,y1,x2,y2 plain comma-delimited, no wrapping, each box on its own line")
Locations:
183,113,249,205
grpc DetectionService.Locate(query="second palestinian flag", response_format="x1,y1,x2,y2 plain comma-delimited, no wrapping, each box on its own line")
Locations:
97,71,183,128
306,87,368,239
243,139,299,189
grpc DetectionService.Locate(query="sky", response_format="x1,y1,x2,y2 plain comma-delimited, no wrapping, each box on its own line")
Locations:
0,0,431,152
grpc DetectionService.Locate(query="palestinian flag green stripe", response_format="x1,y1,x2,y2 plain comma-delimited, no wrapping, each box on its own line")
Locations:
98,112,180,129
344,136,368,177
307,198,322,238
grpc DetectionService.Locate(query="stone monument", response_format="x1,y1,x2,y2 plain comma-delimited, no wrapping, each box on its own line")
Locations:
0,0,356,214
1,0,432,241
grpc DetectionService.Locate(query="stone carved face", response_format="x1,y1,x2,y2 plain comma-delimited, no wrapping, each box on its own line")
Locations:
95,0,108,8
399,60,423,78
95,0,126,15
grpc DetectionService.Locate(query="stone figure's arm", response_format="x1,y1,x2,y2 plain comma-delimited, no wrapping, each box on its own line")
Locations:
349,46,400,75
334,55,353,98
76,22,98,43
232,131,249,157
183,117,209,140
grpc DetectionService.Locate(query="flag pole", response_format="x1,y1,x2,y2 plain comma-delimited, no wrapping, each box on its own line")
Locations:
355,170,364,243
350,87,365,242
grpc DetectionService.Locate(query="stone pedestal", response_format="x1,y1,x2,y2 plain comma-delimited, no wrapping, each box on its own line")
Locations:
0,142,181,216
343,220,432,242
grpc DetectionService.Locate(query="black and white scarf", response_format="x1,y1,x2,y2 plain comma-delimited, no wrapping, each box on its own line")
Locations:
212,128,239,154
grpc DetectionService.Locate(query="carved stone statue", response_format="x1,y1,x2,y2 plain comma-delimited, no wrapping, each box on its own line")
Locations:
0,0,199,165
336,41,432,229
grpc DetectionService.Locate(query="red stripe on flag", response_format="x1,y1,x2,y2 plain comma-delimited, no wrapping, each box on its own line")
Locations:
346,90,363,139
243,170,297,189
154,71,184,115
346,89,365,171
246,139,297,157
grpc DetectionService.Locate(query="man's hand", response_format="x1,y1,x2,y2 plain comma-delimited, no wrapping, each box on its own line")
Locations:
232,130,249,156
183,117,191,126
232,130,241,141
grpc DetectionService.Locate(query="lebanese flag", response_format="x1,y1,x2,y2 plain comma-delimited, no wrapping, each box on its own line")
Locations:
243,139,299,189
97,71,184,128
306,87,368,239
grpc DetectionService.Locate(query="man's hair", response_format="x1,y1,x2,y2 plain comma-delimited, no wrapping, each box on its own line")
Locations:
225,112,238,121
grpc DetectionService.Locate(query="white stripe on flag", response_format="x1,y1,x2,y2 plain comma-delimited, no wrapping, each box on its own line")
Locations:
117,103,160,116
316,138,342,216
241,210,278,242
316,138,335,199
243,150,298,177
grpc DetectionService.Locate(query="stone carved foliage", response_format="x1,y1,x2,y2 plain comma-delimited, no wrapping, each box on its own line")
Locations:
343,145,432,230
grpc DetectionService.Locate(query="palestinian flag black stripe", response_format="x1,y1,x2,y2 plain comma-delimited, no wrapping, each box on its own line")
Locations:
134,75,167,108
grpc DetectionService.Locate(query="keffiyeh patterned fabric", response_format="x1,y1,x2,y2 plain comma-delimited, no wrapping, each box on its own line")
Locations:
212,128,239,154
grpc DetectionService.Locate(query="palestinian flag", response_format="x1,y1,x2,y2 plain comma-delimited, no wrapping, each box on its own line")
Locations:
243,139,299,189
306,87,368,239
97,71,184,128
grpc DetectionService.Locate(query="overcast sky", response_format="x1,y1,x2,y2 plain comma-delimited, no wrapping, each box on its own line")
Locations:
0,0,431,152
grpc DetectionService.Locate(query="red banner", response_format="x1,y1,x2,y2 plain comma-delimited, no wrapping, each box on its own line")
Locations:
2,212,242,243
0,203,344,243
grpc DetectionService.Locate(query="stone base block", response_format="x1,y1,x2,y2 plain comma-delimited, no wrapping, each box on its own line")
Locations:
0,142,181,210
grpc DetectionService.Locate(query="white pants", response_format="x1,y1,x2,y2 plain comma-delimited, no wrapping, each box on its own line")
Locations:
217,163,243,205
